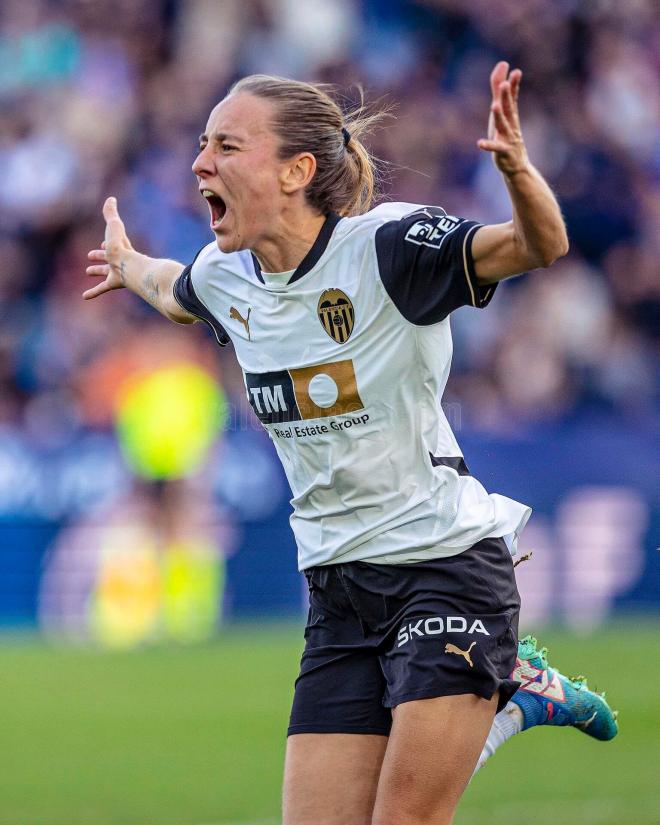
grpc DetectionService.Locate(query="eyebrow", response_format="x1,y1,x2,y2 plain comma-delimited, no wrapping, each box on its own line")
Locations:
198,132,244,145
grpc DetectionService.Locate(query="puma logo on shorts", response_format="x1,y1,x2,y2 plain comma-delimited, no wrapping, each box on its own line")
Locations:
445,641,477,667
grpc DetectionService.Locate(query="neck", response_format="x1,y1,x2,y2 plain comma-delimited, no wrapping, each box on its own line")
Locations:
252,209,327,273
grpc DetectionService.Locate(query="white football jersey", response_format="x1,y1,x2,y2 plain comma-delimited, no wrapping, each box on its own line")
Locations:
174,202,531,570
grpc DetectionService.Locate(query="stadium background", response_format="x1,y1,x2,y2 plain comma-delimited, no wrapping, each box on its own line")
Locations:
0,1,658,823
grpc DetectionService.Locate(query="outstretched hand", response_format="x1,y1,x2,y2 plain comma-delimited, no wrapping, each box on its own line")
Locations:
478,61,529,176
84,197,134,299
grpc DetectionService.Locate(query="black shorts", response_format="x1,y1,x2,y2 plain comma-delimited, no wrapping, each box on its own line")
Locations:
288,536,521,736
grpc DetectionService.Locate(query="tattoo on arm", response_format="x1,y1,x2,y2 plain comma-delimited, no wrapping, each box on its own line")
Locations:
144,271,160,304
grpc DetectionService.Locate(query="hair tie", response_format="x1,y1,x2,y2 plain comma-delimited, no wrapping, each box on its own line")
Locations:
342,126,351,147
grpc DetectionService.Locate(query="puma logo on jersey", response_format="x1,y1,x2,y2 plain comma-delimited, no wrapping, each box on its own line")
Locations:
397,616,490,647
445,641,477,667
230,306,251,340
404,212,462,249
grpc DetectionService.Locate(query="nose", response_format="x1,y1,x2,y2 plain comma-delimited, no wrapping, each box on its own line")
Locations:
192,144,214,177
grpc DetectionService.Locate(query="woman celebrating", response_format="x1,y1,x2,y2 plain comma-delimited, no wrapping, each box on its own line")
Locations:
85,63,615,825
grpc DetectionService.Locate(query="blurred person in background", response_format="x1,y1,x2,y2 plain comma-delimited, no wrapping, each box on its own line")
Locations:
83,60,616,825
39,326,231,646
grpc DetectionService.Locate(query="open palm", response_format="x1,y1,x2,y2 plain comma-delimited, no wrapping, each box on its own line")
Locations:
478,61,529,176
84,197,134,299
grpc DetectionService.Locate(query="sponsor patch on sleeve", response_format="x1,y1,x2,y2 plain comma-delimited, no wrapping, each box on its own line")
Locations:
403,209,463,249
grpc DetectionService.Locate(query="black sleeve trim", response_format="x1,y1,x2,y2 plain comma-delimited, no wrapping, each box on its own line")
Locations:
173,258,230,347
429,454,470,476
375,209,497,324
462,224,496,308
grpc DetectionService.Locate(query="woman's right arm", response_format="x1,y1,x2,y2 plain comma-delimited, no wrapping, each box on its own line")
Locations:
84,197,196,324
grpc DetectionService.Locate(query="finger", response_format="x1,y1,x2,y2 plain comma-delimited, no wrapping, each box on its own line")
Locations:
102,197,127,245
83,281,114,300
491,103,513,139
490,61,509,99
477,138,510,154
486,109,497,141
505,73,522,132
101,241,107,249
500,82,521,134
87,249,108,261
510,68,522,103
85,264,110,276
102,196,121,224
500,81,514,121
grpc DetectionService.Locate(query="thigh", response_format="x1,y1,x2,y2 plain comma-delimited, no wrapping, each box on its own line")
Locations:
283,733,387,825
371,692,499,825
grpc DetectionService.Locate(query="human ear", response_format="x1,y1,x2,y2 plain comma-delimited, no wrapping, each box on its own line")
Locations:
280,153,317,194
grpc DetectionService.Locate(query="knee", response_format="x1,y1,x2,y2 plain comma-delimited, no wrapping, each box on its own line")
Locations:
372,815,453,825
372,803,454,825
371,772,458,825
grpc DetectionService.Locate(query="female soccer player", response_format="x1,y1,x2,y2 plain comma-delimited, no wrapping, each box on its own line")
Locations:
85,62,616,825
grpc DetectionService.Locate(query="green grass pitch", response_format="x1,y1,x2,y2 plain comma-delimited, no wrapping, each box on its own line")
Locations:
1,621,658,825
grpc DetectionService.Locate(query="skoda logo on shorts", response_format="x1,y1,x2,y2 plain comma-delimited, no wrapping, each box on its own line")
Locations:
317,288,355,344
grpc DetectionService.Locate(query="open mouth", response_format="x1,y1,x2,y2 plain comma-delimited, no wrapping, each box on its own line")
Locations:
201,189,227,229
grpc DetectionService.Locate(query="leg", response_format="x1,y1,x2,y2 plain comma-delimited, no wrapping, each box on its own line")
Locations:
472,634,620,778
372,692,499,825
286,565,392,823
508,635,618,740
472,701,523,775
283,733,387,825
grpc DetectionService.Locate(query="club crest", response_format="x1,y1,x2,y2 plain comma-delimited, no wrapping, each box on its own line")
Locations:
317,289,355,344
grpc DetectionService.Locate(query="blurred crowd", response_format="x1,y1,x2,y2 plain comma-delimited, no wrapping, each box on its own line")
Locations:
1,0,658,447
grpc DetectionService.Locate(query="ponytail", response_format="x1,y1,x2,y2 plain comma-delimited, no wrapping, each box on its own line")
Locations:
229,75,389,216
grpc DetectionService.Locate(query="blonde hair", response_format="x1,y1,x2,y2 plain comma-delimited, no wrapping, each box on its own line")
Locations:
229,75,387,217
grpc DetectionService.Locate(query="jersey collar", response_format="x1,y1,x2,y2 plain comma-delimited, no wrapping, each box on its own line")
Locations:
250,212,342,286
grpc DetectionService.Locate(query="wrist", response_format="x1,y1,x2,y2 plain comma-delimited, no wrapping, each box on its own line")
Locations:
502,163,538,194
503,161,535,182
116,249,150,292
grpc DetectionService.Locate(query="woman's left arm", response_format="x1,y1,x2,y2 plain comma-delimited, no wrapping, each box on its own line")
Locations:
471,61,569,284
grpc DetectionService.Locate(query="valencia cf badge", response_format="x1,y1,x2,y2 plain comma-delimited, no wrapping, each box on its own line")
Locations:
317,289,355,344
